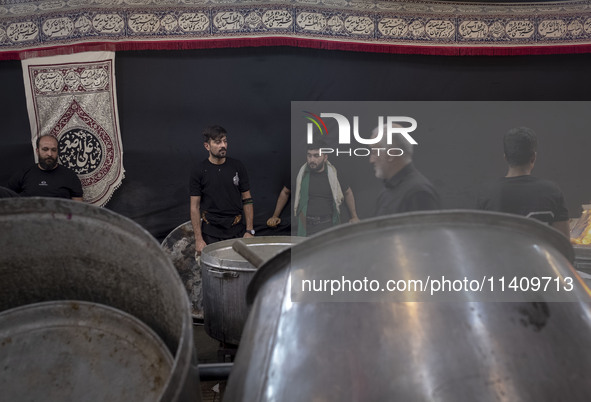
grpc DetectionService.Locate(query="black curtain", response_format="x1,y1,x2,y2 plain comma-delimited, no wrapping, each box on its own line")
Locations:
1,47,590,240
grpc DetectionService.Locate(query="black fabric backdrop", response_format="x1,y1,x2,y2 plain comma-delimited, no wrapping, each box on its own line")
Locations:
1,47,590,241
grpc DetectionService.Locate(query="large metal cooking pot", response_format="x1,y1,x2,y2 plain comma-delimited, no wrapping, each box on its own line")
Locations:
161,221,204,319
226,210,591,401
0,198,200,402
200,236,302,345
0,300,174,401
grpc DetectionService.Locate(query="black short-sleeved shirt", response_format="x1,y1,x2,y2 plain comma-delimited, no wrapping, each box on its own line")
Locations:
189,157,250,218
8,164,83,199
307,168,349,217
476,175,569,223
375,163,440,217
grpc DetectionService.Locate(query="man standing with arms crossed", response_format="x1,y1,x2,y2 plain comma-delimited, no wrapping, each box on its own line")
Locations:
190,125,254,256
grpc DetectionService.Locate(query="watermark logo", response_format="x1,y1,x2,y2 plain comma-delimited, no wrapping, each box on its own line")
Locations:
304,112,418,156
303,111,328,137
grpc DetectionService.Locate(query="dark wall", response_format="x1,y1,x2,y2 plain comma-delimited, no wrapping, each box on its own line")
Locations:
1,47,590,240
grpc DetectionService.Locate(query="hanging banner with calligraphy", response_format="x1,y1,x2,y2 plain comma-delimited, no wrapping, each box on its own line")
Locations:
1,0,591,58
21,51,124,206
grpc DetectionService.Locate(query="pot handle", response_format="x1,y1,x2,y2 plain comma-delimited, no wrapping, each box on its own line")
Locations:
232,240,265,268
208,269,239,279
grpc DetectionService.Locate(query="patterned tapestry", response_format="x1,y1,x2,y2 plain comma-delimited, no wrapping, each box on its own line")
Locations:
21,51,124,206
1,0,591,58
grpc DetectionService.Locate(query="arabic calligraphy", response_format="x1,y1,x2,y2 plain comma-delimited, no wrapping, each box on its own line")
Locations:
404,4,429,13
33,64,110,94
59,129,103,175
64,70,81,91
39,1,67,11
409,20,425,37
92,14,124,34
161,14,178,31
262,10,292,29
378,18,408,37
327,16,344,33
567,20,583,37
505,20,535,39
213,12,244,31
75,16,92,34
179,13,208,32
42,17,74,38
128,13,161,33
245,12,262,29
489,22,505,39
344,16,373,36
459,20,488,39
425,20,454,39
80,68,109,90
538,20,567,39
34,71,65,94
296,12,327,32
7,21,39,43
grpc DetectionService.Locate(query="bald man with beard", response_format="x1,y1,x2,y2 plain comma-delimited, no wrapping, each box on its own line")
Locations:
8,135,83,201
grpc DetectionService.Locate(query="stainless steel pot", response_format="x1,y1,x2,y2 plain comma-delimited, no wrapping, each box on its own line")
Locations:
0,198,201,402
226,210,591,401
200,236,303,345
0,300,174,401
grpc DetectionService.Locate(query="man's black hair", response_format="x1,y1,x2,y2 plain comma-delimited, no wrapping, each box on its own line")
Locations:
203,125,227,143
306,137,328,151
504,127,537,166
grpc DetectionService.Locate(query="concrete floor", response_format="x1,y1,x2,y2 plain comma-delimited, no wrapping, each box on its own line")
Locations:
194,322,232,401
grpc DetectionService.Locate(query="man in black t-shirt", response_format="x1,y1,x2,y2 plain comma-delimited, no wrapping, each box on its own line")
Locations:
189,125,254,255
369,123,440,216
294,140,360,236
8,135,83,200
477,127,569,237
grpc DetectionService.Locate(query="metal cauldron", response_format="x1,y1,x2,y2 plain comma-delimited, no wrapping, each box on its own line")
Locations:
0,198,200,402
0,300,174,401
200,236,303,345
225,210,591,401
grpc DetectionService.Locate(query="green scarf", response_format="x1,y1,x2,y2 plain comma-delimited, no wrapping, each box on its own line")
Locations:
296,167,340,236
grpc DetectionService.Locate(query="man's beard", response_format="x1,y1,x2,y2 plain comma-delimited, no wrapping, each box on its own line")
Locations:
39,156,57,170
308,161,324,172
211,148,227,159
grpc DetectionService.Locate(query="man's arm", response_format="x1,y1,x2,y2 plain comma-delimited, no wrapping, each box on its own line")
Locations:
344,187,360,223
267,186,291,228
242,190,254,238
69,171,84,202
7,170,23,194
551,220,570,239
190,195,207,255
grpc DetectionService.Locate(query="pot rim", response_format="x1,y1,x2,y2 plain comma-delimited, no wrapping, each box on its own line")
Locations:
246,209,574,305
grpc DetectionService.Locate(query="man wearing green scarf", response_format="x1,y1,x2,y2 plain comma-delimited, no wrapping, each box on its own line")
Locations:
294,141,359,236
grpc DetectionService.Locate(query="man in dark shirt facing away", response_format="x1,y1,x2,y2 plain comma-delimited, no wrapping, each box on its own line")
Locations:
477,126,569,238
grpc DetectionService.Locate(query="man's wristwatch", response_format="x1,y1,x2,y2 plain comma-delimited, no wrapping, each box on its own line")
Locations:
246,229,255,235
